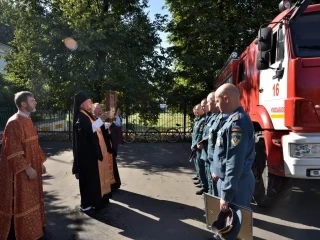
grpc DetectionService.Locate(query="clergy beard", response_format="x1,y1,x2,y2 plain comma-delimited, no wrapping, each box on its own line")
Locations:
26,104,36,113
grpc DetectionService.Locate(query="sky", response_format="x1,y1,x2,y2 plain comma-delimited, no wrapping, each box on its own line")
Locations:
145,0,172,48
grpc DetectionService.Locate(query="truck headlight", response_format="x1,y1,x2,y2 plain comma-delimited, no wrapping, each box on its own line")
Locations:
290,144,320,158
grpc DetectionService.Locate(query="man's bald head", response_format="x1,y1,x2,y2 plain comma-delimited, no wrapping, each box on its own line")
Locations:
192,105,197,116
206,91,219,113
215,83,241,114
201,98,209,113
92,102,102,117
195,103,204,117
216,83,240,99
207,92,215,102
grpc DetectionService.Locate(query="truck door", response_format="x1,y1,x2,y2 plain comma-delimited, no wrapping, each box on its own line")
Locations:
259,24,288,130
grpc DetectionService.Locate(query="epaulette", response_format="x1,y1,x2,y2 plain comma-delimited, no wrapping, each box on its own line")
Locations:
231,113,239,122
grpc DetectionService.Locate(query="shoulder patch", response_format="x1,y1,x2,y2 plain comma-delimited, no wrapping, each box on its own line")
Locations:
200,122,205,131
232,113,239,122
231,126,242,132
231,131,242,147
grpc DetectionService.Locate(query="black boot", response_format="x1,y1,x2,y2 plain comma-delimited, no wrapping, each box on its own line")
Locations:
196,189,204,195
194,180,201,185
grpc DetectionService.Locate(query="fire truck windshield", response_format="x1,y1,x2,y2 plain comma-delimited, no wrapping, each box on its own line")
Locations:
290,12,320,58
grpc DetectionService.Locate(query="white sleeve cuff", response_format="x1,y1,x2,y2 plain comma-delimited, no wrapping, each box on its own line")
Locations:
92,118,104,132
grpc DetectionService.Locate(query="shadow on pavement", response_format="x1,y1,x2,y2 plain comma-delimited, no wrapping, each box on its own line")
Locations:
252,179,320,240
43,177,90,240
40,141,72,157
117,143,196,174
90,189,212,240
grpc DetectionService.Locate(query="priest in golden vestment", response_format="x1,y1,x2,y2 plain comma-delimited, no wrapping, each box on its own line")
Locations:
0,91,47,240
92,103,120,190
72,91,113,212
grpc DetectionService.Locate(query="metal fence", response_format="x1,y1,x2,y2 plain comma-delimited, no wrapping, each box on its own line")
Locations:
0,106,72,141
0,106,15,130
0,106,194,142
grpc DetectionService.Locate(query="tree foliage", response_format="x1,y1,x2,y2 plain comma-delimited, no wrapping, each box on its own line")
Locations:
0,73,16,105
165,0,320,106
0,0,173,120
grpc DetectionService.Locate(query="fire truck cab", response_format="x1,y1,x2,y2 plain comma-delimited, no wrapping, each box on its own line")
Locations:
215,0,320,207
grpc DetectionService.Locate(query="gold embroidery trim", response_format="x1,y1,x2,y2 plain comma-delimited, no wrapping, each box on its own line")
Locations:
7,151,25,160
22,136,38,143
15,204,40,218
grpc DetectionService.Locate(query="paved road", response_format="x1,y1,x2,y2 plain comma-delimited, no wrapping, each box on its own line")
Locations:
40,141,320,240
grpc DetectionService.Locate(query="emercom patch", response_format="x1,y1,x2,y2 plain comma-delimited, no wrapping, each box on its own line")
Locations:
200,122,205,131
231,131,242,147
231,126,242,132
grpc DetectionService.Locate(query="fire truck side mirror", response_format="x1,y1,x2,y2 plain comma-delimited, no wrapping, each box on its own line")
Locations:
256,51,270,70
257,27,272,52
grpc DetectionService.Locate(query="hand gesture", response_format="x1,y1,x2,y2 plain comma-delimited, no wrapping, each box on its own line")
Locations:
42,164,46,174
220,199,229,212
100,111,111,121
197,142,203,149
212,173,219,182
25,167,37,180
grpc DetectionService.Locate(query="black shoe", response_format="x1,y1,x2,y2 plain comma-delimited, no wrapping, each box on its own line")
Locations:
79,206,93,212
212,234,222,240
194,180,201,185
195,184,202,188
196,189,204,195
192,176,198,180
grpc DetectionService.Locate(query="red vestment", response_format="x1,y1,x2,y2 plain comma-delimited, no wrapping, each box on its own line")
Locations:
0,114,46,240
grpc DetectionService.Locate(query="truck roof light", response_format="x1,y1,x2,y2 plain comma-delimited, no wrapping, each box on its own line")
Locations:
279,0,291,12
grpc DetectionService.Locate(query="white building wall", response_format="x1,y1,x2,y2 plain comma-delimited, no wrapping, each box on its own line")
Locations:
0,43,13,74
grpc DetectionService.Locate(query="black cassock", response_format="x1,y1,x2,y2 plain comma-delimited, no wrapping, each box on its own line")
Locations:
106,122,121,190
72,111,104,209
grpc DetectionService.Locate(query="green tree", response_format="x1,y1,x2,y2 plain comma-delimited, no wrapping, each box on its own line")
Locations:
0,73,15,105
0,0,173,120
165,0,290,105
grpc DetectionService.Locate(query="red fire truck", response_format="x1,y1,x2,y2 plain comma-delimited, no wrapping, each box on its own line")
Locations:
215,0,320,207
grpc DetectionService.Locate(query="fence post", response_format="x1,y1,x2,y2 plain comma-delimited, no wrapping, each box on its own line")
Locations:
125,105,129,129
183,103,187,136
68,108,71,141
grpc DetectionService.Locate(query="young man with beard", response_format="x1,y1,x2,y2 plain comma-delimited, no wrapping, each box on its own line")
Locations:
0,91,47,240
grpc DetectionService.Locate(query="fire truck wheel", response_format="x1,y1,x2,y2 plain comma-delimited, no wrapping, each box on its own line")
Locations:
252,131,272,207
252,132,293,208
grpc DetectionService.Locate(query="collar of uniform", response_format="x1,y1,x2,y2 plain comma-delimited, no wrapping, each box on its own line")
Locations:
17,109,30,118
222,113,230,118
227,110,240,123
232,106,244,114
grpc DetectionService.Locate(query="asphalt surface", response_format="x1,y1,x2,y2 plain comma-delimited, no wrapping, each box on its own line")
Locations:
39,141,320,240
